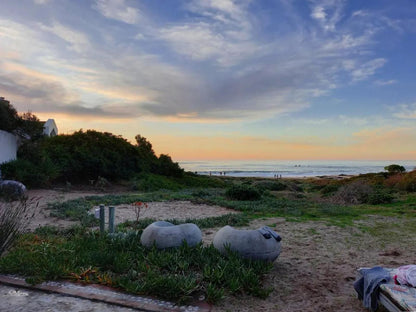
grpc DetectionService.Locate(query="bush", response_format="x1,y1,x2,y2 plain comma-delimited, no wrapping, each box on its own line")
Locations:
384,164,406,174
131,174,181,192
2,130,185,186
331,181,393,205
398,170,416,192
1,158,60,188
225,184,261,201
253,180,287,191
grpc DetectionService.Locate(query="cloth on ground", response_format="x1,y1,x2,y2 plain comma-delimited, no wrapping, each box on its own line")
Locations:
257,226,282,242
354,266,391,312
395,265,416,287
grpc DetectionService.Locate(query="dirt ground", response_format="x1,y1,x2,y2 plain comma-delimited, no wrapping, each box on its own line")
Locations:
20,189,416,311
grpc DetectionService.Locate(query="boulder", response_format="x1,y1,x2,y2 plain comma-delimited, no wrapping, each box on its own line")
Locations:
213,225,281,262
140,221,202,249
0,180,27,201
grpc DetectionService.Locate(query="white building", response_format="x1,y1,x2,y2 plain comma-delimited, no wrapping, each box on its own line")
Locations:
0,130,19,165
43,119,58,137
0,119,58,165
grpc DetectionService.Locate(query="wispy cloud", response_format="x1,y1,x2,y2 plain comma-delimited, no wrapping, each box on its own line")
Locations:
393,103,416,119
374,79,397,86
39,21,90,53
93,0,141,24
350,58,387,82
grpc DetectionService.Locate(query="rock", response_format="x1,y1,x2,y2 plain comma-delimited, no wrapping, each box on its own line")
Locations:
213,225,282,262
140,221,202,249
0,180,27,201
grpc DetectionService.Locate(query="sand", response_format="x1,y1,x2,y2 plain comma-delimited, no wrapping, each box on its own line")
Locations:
19,189,416,312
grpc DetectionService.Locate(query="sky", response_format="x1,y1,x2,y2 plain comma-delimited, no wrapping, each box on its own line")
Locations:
0,0,415,161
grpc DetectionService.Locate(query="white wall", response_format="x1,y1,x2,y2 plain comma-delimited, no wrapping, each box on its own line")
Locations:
0,130,18,164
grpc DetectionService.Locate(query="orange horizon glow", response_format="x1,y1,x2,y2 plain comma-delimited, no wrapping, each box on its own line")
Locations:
33,115,416,162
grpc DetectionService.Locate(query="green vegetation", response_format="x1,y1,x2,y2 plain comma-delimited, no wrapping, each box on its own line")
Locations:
384,164,406,174
0,230,272,303
1,130,183,187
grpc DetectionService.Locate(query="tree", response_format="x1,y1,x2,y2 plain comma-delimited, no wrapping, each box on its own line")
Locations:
135,134,155,156
384,164,406,174
17,112,45,140
0,97,19,132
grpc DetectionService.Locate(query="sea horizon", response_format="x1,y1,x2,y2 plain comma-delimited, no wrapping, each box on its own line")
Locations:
178,159,416,178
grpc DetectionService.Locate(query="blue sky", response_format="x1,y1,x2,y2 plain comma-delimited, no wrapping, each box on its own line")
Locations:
0,0,415,160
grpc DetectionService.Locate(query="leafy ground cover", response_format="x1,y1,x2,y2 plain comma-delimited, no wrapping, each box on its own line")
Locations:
0,228,272,304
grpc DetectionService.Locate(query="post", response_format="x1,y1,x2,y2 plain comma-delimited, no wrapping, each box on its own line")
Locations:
99,204,105,233
108,206,115,233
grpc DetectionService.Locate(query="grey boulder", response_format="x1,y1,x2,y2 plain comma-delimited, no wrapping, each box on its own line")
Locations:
213,225,282,262
0,180,27,201
140,221,202,249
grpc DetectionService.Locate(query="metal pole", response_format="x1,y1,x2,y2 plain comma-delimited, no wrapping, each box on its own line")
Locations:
99,204,105,233
108,206,115,233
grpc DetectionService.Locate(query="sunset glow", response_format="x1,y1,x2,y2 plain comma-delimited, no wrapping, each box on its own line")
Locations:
1,1,415,161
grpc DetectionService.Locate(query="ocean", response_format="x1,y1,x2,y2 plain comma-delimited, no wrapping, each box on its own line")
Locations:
178,160,416,178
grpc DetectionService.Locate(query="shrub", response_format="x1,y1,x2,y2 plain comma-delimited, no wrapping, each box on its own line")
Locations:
2,130,185,186
131,174,181,192
1,158,60,188
331,181,393,205
384,164,406,174
320,183,341,196
253,180,287,191
225,184,261,201
398,170,416,192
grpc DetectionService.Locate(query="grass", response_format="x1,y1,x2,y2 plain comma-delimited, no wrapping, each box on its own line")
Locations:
0,229,272,304
47,179,416,228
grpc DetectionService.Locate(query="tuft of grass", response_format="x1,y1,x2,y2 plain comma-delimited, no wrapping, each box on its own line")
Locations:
0,198,39,256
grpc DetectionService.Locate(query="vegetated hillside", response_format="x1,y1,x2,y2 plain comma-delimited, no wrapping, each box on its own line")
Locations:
0,97,184,187
1,129,184,187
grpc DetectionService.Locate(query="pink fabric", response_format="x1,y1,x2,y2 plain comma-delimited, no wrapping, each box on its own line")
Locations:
396,265,416,287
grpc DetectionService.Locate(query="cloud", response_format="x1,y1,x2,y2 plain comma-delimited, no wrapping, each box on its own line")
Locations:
94,0,141,24
309,0,344,32
374,79,397,86
350,58,386,81
34,0,51,4
393,103,416,119
39,22,90,53
158,23,261,66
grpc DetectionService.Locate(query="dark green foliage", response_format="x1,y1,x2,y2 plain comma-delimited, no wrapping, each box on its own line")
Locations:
320,183,341,196
17,112,45,140
1,158,60,188
1,129,185,186
0,99,44,139
0,97,19,132
41,130,142,182
253,180,287,191
384,164,406,174
155,154,184,177
131,174,181,191
226,184,262,201
0,231,273,304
